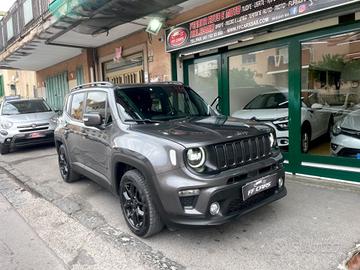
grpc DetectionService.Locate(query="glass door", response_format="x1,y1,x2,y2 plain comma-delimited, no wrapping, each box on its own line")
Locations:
300,32,360,159
184,55,222,110
228,46,289,153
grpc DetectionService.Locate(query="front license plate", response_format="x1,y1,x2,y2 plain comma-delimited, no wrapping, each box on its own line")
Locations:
242,174,277,201
28,132,45,139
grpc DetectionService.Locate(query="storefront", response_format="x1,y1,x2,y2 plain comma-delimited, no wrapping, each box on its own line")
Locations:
167,0,360,182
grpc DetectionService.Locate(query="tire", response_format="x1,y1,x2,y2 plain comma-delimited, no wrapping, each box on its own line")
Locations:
301,129,310,153
58,144,80,183
119,169,163,238
0,143,9,155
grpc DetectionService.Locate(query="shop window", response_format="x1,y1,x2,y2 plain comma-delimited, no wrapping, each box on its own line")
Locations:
301,32,360,159
188,57,219,105
7,17,14,40
230,46,289,152
70,93,85,121
242,54,256,65
23,0,33,25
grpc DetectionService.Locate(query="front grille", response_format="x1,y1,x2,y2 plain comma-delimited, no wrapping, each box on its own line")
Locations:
338,148,360,157
210,135,271,170
19,127,49,132
227,187,277,215
17,122,50,133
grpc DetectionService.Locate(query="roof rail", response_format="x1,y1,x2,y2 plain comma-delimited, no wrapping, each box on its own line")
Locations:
71,81,114,92
3,95,21,101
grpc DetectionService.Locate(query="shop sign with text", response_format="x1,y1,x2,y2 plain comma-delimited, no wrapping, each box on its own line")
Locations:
166,0,360,52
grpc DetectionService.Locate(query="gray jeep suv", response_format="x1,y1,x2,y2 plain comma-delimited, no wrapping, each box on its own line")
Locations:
55,82,286,237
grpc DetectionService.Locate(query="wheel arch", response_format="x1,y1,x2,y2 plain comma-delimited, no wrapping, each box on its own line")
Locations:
111,152,167,221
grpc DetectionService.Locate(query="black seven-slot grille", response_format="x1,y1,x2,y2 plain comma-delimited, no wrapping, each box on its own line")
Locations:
209,134,271,170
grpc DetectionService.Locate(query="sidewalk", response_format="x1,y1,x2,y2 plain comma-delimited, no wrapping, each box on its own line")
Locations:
0,193,67,270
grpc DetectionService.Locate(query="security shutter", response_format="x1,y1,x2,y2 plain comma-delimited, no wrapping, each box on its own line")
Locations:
45,71,69,110
76,66,84,85
0,75,4,97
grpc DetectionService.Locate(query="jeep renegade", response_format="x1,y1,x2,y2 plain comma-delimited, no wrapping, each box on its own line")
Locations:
55,82,286,237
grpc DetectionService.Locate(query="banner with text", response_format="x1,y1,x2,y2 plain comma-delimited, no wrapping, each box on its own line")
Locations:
166,0,360,52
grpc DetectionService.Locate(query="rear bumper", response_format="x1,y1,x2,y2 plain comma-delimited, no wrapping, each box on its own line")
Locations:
1,130,55,149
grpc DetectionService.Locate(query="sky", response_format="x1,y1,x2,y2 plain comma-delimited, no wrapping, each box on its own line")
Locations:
0,0,16,12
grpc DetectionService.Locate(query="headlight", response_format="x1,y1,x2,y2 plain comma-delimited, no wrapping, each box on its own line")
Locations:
186,147,206,169
332,124,342,136
50,115,59,125
269,132,277,148
273,117,289,130
0,120,13,130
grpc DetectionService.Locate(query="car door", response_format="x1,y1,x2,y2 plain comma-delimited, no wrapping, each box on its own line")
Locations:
81,90,113,186
64,92,87,165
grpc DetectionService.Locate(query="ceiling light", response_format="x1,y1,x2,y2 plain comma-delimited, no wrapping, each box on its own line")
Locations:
146,18,163,35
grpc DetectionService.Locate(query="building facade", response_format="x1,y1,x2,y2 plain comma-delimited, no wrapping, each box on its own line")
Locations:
0,0,360,182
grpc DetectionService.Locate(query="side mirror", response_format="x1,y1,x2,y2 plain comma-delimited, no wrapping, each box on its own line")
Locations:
83,113,102,127
311,103,323,110
211,96,221,111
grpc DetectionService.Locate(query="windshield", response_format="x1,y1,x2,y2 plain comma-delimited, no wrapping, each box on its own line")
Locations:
244,92,288,109
2,100,52,115
114,85,213,121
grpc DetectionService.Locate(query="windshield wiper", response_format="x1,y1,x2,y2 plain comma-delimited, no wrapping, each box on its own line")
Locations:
124,119,161,124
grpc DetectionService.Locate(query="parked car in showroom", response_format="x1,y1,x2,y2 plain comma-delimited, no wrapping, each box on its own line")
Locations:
331,109,360,157
55,82,286,237
0,96,58,154
232,89,334,153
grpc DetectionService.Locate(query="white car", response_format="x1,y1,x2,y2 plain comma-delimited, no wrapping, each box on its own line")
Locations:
331,109,360,157
232,90,333,153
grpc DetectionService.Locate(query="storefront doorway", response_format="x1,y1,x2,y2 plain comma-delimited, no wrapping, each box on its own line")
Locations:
183,23,360,182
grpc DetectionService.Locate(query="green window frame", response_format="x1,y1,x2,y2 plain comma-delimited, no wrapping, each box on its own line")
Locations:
179,21,360,183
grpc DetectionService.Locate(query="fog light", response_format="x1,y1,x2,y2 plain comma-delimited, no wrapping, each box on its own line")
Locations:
178,189,200,197
0,130,8,136
209,202,220,216
278,177,284,188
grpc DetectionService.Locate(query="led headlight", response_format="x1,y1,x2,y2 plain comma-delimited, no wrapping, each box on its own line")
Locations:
186,147,206,169
0,120,13,130
332,124,342,136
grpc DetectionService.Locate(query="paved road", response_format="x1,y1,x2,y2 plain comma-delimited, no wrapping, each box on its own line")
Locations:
1,145,360,270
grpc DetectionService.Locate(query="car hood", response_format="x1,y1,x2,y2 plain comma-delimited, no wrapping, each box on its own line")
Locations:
1,111,56,124
130,116,271,148
232,108,287,121
340,109,360,131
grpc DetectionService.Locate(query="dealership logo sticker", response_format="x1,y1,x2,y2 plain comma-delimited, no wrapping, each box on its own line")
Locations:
167,28,188,48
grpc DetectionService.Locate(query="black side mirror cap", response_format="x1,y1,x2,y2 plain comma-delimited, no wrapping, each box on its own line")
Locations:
83,113,102,127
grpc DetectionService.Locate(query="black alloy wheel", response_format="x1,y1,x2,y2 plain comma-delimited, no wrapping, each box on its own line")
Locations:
58,145,80,183
119,170,163,237
121,180,147,230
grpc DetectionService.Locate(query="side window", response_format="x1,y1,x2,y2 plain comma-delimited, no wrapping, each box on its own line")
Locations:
70,93,85,121
85,91,111,124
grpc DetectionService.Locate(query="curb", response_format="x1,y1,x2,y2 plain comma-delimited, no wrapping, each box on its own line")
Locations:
0,161,185,270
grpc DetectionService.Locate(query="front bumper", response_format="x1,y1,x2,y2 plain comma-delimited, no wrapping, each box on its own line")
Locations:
1,130,55,149
155,154,286,227
331,134,360,157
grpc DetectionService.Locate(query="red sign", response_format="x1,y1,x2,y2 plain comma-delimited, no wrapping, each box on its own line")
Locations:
167,28,188,48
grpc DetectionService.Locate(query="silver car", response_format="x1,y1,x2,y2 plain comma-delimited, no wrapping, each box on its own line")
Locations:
0,96,58,154
331,109,360,158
